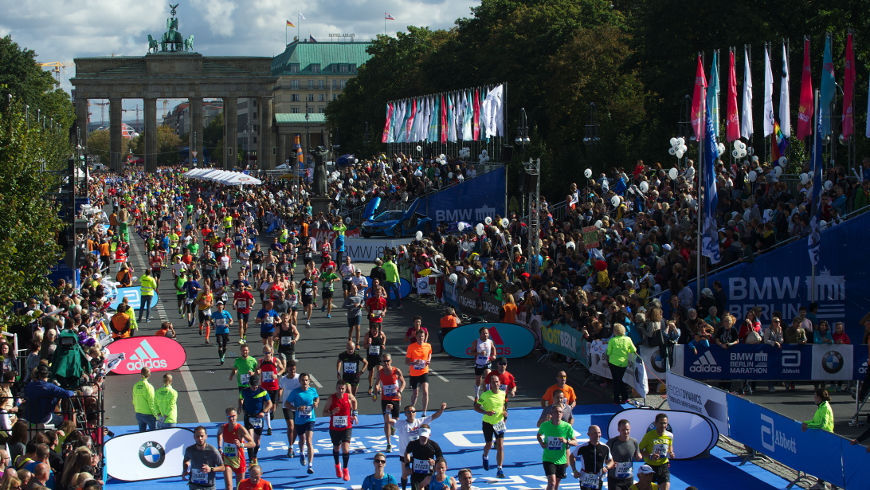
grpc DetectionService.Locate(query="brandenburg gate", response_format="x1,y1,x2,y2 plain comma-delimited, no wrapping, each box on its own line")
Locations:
70,4,278,172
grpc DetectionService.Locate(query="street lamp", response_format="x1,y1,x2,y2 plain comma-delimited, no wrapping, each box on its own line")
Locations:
515,108,539,274
583,102,600,145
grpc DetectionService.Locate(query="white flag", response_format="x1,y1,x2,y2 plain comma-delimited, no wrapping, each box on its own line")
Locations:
741,46,754,139
298,11,306,20
763,46,775,137
779,42,791,137
482,85,504,138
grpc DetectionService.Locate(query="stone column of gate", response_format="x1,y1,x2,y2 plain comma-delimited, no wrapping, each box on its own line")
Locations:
259,96,274,169
189,97,203,167
223,97,238,170
143,97,157,173
74,98,89,149
109,98,122,171
278,131,288,168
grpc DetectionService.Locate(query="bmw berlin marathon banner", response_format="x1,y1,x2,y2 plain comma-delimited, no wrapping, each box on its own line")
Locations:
418,166,506,226
105,428,194,481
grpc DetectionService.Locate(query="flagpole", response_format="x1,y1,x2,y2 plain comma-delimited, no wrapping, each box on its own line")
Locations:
811,88,819,301
696,50,704,301
297,13,300,41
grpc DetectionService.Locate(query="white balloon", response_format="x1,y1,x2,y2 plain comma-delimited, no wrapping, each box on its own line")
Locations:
594,220,603,229
484,216,492,225
345,217,351,224
457,222,467,232
475,223,485,236
639,181,649,193
500,218,509,228
680,144,688,153
824,180,833,190
718,143,726,155
748,170,757,182
678,137,685,146
675,150,684,159
611,196,621,207
668,147,676,156
732,149,740,158
778,156,787,166
415,230,423,240
670,137,678,147
738,149,747,158
820,220,827,228
800,173,809,185
448,273,458,284
448,172,454,179
773,166,783,177
602,181,609,191
668,168,678,180
584,168,592,179
416,145,422,152
348,178,354,184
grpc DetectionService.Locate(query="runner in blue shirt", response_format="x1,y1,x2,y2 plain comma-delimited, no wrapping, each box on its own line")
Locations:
211,301,234,365
184,273,202,327
287,373,319,474
256,300,278,346
240,375,272,467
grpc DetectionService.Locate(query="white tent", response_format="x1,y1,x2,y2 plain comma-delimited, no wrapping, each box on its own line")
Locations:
182,168,262,186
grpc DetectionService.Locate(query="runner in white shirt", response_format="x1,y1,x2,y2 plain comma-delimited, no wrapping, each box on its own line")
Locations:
339,256,356,299
279,360,301,457
472,327,496,400
388,402,447,490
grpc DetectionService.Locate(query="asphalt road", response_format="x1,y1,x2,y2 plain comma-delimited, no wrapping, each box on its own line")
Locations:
100,230,613,428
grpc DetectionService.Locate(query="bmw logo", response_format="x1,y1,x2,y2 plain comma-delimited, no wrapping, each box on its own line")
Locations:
821,351,844,374
650,352,667,373
139,441,166,468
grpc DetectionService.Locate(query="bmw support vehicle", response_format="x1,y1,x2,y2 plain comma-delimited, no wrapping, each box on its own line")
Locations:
360,197,433,238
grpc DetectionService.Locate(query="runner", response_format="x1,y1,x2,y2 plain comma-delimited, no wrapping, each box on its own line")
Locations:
211,301,234,365
457,468,475,490
184,270,202,327
323,380,359,481
363,322,387,395
255,299,278,347
240,375,272,466
196,283,214,343
606,419,642,490
258,347,284,436
276,312,300,365
183,426,224,490
537,389,575,427
299,269,316,327
484,357,517,399
229,344,259,411
361,452,398,490
339,256,356,299
175,270,188,316
237,464,272,490
374,353,406,453
346,282,365,348
406,329,433,415
472,327,496,400
629,465,659,490
278,360,301,458
569,425,613,490
319,264,339,318
337,341,368,396
216,408,254,490
366,286,388,334
233,283,255,342
287,372,319,474
419,458,456,490
537,405,578,490
474,377,507,478
404,424,442,490
390,403,447,490
638,413,674,490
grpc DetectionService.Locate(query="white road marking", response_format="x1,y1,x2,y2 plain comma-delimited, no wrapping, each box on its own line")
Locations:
308,373,323,388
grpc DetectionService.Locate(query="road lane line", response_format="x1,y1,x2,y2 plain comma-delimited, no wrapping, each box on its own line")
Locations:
309,374,323,388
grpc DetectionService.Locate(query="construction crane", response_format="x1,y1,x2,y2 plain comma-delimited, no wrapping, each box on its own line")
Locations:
38,62,68,82
90,101,109,127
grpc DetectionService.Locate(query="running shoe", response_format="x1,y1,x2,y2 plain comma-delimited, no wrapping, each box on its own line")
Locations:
326,314,331,318
342,467,350,481
482,457,489,471
307,466,314,474
266,428,272,436
300,452,305,466
496,468,505,479
386,444,392,453
335,464,342,478
306,320,311,327
287,447,294,458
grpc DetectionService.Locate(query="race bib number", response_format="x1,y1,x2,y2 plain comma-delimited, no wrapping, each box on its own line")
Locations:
343,362,357,374
186,298,195,304
333,415,348,428
249,417,263,428
412,459,431,473
222,442,237,458
493,420,506,434
547,436,563,451
368,345,381,356
475,355,489,367
262,371,274,382
615,461,633,479
280,336,293,345
653,443,668,458
238,300,248,309
579,472,600,488
500,384,508,392
372,309,383,318
215,318,226,327
298,405,312,416
413,360,426,370
190,469,208,484
383,384,398,397
239,374,250,385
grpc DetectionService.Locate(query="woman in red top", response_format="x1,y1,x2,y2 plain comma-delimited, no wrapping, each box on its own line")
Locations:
258,347,284,436
323,381,358,481
374,353,405,453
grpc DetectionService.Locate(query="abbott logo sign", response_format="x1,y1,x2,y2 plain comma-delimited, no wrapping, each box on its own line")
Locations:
760,413,796,454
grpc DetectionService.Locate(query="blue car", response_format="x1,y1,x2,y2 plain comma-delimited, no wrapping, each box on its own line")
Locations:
360,197,433,238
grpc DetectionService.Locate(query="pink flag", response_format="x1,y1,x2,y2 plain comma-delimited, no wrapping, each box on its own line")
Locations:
690,55,708,140
440,94,448,143
381,102,393,143
472,89,480,140
796,38,814,139
726,49,740,141
842,33,856,138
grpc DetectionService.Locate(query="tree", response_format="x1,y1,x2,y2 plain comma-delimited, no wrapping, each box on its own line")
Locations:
87,128,128,165
203,112,225,166
127,125,182,166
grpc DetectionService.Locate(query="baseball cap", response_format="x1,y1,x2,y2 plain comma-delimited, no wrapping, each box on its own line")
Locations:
419,428,432,438
638,464,655,475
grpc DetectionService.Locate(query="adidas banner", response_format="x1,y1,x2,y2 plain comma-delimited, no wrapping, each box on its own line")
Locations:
678,344,867,381
105,336,187,375
105,428,194,481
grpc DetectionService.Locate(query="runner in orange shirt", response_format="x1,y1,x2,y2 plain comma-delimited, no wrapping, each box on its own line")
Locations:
237,465,272,490
541,371,577,412
406,329,433,415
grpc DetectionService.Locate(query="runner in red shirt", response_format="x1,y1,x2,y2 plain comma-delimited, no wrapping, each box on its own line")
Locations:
366,288,388,329
258,347,284,436
233,284,256,340
217,408,255,490
374,353,406,453
484,357,517,399
237,465,272,490
323,380,358,481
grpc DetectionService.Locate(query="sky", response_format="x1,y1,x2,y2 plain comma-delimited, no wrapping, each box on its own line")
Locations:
0,0,479,117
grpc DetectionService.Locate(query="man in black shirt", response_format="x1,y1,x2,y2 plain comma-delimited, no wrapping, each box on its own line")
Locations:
337,340,367,395
370,259,387,287
569,425,613,490
404,424,443,490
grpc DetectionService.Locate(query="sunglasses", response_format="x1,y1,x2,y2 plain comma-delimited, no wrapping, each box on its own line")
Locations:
374,459,386,464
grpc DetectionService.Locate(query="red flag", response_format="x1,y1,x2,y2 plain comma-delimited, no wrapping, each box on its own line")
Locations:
726,49,740,141
381,102,393,143
440,94,448,143
691,55,708,140
796,38,814,139
842,33,856,138
472,89,480,140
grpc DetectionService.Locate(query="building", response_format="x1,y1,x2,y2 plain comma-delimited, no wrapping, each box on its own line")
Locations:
163,100,224,137
236,39,371,166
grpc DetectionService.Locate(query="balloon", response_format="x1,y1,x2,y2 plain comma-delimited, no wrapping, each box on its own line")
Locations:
668,147,676,156
675,149,684,159
484,216,492,225
602,181,609,191
680,144,688,153
773,166,783,177
800,173,809,185
457,222,467,232
416,145,422,152
668,168,678,180
500,218,509,228
348,178,354,184
448,172,454,179
820,220,827,228
475,223,485,236
731,149,740,158
824,180,833,190
747,147,754,156
584,168,592,179
611,196,621,207
639,181,649,193
670,137,678,147
738,149,747,158
415,230,423,241
448,273,458,284
748,170,757,182
678,137,685,146
345,217,351,224
594,220,603,229
718,143,726,155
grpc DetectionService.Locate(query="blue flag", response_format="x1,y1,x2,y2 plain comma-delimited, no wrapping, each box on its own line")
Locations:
707,50,720,138
808,111,823,267
819,34,836,136
702,104,721,264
